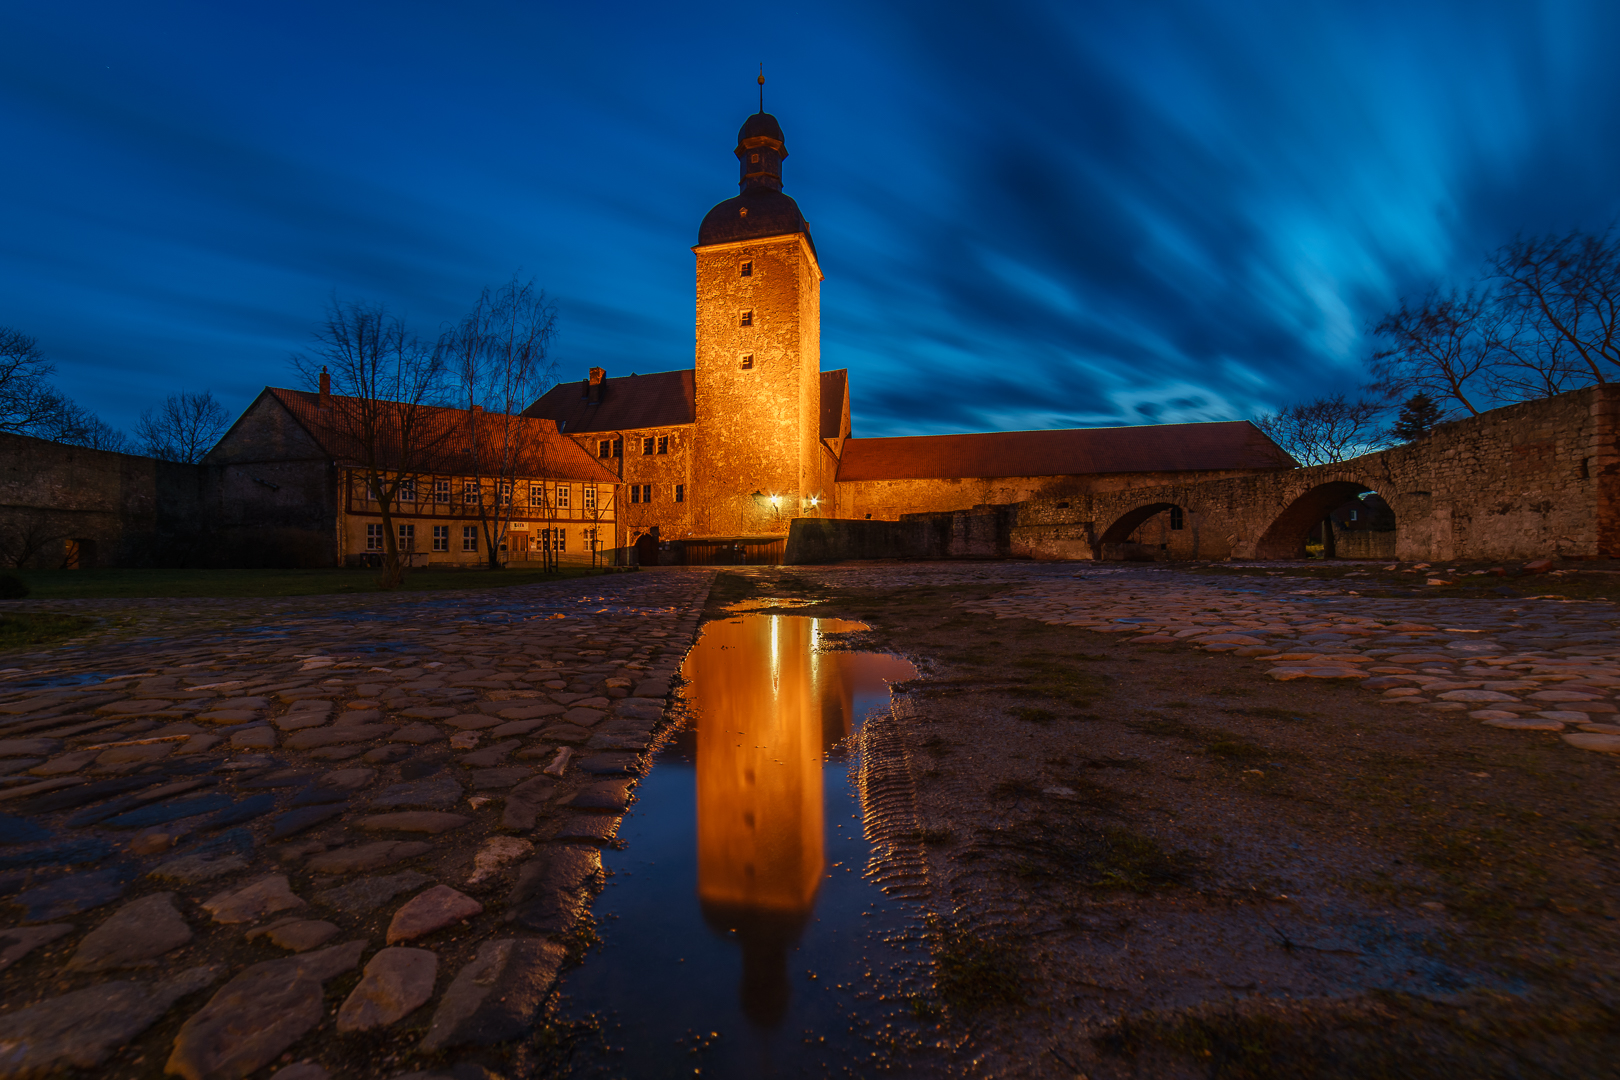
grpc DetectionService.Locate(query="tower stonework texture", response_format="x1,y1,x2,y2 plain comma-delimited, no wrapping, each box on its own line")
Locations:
692,110,824,536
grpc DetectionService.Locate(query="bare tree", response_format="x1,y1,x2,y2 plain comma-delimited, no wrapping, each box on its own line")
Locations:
1490,228,1620,387
1369,288,1498,416
0,328,59,435
440,277,560,571
136,391,231,463
1253,394,1388,466
0,327,126,450
292,297,451,589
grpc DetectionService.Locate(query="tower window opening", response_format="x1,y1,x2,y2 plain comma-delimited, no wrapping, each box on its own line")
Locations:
740,353,754,370
750,152,759,163
1169,506,1185,530
674,483,685,503
740,261,752,277
738,207,747,217
740,310,753,327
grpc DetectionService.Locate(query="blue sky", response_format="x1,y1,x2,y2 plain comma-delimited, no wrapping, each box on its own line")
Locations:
3,1,1616,438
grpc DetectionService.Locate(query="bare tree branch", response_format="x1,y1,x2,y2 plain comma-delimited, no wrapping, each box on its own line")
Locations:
440,276,560,570
1253,394,1389,466
1369,289,1495,415
291,297,452,588
137,391,231,462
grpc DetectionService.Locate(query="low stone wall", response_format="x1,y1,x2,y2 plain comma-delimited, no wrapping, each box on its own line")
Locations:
783,505,1018,564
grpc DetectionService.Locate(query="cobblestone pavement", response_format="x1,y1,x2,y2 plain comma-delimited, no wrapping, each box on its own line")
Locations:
0,569,714,1080
791,562,1620,757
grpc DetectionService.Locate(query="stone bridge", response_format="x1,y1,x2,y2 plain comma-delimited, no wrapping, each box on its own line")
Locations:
1010,385,1619,563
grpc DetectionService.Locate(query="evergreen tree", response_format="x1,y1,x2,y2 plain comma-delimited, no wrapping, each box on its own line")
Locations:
1390,393,1443,442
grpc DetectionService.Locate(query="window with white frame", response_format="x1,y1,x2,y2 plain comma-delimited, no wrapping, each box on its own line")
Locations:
584,526,598,549
366,523,384,550
554,527,566,552
398,523,415,549
529,484,546,508
498,481,512,507
432,525,449,551
463,480,478,505
555,484,570,509
583,486,597,510
462,526,478,552
397,478,415,503
434,479,450,504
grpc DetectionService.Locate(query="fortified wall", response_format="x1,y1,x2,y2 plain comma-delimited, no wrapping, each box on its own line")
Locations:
0,431,206,568
1011,385,1619,563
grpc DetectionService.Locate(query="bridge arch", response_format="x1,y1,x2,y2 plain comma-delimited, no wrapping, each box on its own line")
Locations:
1098,501,1193,560
1254,480,1391,559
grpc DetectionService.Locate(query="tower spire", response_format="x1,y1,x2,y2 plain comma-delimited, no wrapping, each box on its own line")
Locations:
758,64,764,114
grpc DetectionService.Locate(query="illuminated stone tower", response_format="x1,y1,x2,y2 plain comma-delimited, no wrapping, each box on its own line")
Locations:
692,98,823,536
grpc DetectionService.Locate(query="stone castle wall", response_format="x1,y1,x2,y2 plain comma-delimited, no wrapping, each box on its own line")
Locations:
692,235,821,536
0,431,206,568
834,467,1293,523
1010,385,1619,562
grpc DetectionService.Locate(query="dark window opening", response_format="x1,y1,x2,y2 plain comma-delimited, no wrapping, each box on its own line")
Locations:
674,484,685,503
741,354,754,370
612,438,623,457
657,436,669,454
1056,501,1070,509
598,440,611,458
630,486,640,504
1581,457,1593,479
641,484,652,503
740,310,753,327
740,261,753,277
642,436,655,455
1169,506,1185,530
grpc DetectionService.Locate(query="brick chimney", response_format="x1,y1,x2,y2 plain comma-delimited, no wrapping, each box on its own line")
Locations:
318,366,331,406
588,367,607,405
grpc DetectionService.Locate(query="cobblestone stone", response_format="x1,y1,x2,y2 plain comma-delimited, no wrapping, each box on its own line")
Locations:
0,569,710,1071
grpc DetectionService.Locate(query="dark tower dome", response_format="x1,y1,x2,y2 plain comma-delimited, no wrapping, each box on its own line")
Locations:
697,107,814,252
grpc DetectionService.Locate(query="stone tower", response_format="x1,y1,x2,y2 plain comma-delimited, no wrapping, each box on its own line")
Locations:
692,106,823,536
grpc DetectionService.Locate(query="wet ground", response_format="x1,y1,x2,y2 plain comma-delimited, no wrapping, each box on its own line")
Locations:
558,611,923,1078
2,560,1618,1079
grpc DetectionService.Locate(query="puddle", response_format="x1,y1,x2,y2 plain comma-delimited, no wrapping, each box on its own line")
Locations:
558,613,928,1077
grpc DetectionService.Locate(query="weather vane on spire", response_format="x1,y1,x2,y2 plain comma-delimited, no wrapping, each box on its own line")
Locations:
758,64,765,113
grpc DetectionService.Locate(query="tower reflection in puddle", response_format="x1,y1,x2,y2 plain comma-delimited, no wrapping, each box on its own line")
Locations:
683,614,904,1028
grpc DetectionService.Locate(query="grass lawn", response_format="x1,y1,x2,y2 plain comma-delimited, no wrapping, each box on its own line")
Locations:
6,565,621,600
0,612,98,651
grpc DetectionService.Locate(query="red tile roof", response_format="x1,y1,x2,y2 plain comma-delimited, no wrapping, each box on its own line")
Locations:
836,421,1297,482
523,369,696,434
263,387,617,482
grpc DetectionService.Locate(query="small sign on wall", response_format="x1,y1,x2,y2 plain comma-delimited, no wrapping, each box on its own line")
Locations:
510,521,529,530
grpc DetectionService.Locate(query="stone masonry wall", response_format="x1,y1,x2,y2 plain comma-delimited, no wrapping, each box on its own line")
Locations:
783,505,1018,564
563,424,695,545
691,235,820,536
1011,385,1619,562
0,431,207,568
836,467,1293,523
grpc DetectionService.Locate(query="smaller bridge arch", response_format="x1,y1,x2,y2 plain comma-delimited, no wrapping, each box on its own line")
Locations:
1254,480,1389,559
1098,501,1194,560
